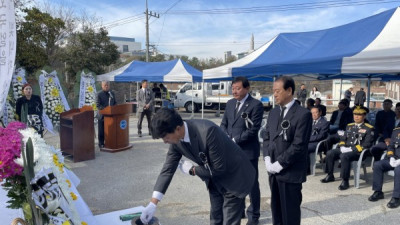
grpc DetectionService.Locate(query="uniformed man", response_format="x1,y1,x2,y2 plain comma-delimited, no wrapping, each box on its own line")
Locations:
321,106,374,190
368,127,400,208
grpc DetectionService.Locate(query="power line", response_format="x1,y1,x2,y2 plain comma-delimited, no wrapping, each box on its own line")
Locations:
156,0,184,49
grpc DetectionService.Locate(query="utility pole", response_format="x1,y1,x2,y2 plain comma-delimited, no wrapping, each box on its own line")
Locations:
145,0,159,62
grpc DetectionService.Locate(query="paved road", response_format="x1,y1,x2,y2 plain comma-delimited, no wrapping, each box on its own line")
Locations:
44,110,399,225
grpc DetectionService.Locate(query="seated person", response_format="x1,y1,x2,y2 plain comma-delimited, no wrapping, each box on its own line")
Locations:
326,99,354,150
329,99,353,134
368,126,400,208
321,106,374,190
308,106,329,169
315,98,327,117
306,98,315,111
370,102,400,161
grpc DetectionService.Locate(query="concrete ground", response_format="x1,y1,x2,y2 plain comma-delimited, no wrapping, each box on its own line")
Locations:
44,110,400,225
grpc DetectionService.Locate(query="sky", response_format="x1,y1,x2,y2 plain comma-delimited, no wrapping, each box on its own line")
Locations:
39,0,400,59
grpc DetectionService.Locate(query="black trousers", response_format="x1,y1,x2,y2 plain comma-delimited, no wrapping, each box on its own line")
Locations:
98,117,104,146
209,180,244,225
325,148,360,180
137,109,152,133
372,159,400,198
269,175,302,225
370,142,387,161
243,159,260,222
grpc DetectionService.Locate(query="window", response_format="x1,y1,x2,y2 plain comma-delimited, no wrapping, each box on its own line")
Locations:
123,45,129,52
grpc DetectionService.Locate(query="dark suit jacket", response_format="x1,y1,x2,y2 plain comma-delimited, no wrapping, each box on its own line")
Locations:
262,102,312,183
220,95,264,160
154,119,256,198
96,90,117,119
375,110,396,139
354,91,366,105
329,107,354,130
309,117,329,143
296,89,307,101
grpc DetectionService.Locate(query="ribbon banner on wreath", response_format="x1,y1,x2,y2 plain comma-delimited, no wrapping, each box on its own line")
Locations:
0,97,16,126
0,0,16,117
39,71,70,130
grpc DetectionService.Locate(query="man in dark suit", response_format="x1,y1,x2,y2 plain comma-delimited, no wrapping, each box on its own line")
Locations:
296,84,307,107
315,98,326,117
344,87,353,102
307,106,329,170
96,81,117,148
137,79,154,137
370,100,397,161
220,76,263,225
263,76,312,225
140,108,256,225
329,99,354,134
321,106,374,190
354,88,366,106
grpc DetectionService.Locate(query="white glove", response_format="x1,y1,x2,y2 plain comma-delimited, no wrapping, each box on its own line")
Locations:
340,146,352,153
178,160,193,175
264,156,274,174
270,161,284,174
389,157,400,168
140,202,157,224
337,130,345,136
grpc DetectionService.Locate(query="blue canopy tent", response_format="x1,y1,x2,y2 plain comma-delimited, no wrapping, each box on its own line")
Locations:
97,59,202,82
204,7,400,106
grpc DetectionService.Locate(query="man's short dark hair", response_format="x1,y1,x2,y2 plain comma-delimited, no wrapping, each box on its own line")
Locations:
315,97,322,102
275,76,295,95
151,108,183,139
383,99,393,104
307,98,315,106
312,106,322,113
232,76,250,88
396,102,400,108
142,79,148,84
340,98,349,107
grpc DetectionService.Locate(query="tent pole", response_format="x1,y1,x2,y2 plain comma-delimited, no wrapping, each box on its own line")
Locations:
367,76,371,109
202,81,204,119
191,81,194,119
339,78,343,102
216,81,221,117
272,76,276,108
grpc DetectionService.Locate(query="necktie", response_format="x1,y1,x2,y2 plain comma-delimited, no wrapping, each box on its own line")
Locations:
234,101,241,116
313,120,317,126
278,106,286,127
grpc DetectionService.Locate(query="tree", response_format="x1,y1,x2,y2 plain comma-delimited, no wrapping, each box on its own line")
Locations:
15,7,65,75
63,27,119,78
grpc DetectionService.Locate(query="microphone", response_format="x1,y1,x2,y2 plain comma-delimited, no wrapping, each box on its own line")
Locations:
108,91,113,98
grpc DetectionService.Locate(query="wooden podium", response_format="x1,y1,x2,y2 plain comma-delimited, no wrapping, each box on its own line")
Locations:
60,106,95,162
99,104,133,152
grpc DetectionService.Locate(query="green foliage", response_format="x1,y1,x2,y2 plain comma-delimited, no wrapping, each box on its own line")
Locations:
2,175,28,209
64,27,119,79
16,7,65,75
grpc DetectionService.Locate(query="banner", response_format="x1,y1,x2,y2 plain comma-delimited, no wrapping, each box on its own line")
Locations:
78,71,97,109
39,70,70,129
0,0,16,117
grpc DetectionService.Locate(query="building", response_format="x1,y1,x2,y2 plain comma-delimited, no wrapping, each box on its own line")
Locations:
109,36,141,55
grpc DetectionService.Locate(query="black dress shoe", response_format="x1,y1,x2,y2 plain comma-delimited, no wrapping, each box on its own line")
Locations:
138,132,142,137
368,191,384,202
246,220,259,225
338,180,350,190
320,175,335,183
99,144,104,148
387,197,400,208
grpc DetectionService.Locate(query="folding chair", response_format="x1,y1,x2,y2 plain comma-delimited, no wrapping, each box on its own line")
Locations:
310,138,328,176
351,148,371,188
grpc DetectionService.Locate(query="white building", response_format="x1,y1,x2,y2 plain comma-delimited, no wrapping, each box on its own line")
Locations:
109,36,141,55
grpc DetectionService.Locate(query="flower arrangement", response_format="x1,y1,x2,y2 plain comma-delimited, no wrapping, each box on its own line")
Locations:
1,122,85,225
0,97,17,126
12,68,27,101
85,85,97,111
43,77,65,127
